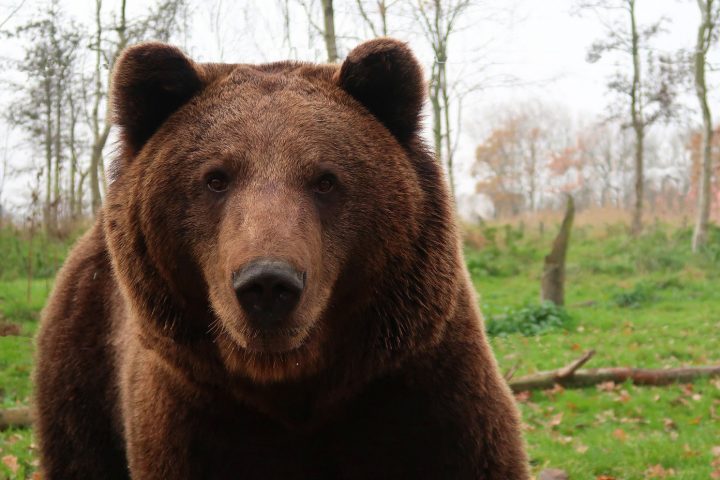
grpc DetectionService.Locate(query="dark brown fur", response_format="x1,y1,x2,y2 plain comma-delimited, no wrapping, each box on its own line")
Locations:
35,39,529,479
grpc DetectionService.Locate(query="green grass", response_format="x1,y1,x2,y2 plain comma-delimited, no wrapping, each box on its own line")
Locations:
474,223,720,479
518,379,720,479
0,279,47,478
0,223,719,478
0,226,79,281
0,280,53,336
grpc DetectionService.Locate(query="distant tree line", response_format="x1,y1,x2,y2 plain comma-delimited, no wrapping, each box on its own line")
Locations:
1,0,188,235
0,0,717,254
473,0,719,251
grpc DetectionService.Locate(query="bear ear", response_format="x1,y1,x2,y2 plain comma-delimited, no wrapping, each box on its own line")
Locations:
335,38,425,143
111,42,203,154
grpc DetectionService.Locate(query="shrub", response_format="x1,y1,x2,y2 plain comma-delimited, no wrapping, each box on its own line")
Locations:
610,281,655,308
485,301,573,337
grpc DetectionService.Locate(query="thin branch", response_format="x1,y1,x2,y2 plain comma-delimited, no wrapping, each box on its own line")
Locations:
355,0,379,37
0,0,27,30
557,349,596,379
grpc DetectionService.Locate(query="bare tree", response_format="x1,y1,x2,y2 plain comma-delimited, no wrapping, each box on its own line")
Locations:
414,0,472,196
473,102,579,216
86,0,189,213
691,0,720,251
575,122,634,208
87,0,120,213
6,0,83,233
321,0,338,62
277,0,297,58
51,15,82,225
297,0,339,62
0,130,9,227
578,0,681,235
355,0,398,37
67,75,88,219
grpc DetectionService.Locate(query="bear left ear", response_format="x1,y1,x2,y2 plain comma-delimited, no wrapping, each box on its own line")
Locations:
111,42,203,155
335,38,425,143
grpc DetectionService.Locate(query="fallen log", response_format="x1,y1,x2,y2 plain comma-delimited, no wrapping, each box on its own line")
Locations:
0,407,32,429
509,351,720,392
2,359,720,428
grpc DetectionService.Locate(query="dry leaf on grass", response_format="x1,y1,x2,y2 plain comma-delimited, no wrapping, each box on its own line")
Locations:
645,464,675,478
616,389,632,403
537,468,568,480
548,412,564,428
597,381,616,392
514,390,532,403
2,455,19,474
612,428,627,442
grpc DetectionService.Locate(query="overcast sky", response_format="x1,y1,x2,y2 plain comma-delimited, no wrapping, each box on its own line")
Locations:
0,0,716,210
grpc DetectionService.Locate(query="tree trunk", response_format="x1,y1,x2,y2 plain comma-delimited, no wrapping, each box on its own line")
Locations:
528,139,537,212
43,74,53,235
26,221,34,303
541,195,574,306
440,57,454,196
89,0,104,214
629,0,644,236
89,136,106,213
430,62,443,166
89,124,111,208
77,168,88,216
320,0,338,63
53,73,62,231
90,0,127,213
68,92,78,218
692,0,714,252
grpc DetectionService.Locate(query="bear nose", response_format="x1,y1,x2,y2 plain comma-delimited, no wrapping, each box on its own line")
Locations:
232,260,305,325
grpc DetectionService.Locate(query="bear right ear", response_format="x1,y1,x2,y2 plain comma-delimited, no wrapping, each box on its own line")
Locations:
111,42,203,155
335,38,425,143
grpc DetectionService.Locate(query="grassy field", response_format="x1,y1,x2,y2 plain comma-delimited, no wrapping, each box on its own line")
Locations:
0,279,48,478
470,222,720,479
0,222,719,478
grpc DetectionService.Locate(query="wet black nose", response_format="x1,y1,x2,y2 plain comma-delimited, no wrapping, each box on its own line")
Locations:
233,260,305,325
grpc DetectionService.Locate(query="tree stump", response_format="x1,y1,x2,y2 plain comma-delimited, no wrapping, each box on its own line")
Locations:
541,195,574,306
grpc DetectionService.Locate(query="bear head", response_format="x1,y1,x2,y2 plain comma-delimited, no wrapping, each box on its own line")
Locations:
104,39,460,384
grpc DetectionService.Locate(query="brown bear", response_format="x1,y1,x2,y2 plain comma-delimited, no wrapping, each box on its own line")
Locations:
34,39,529,479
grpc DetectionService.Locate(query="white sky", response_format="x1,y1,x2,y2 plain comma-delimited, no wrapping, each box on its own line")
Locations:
0,0,716,212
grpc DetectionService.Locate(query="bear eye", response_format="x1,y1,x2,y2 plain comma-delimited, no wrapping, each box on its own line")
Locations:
314,174,336,194
206,172,229,193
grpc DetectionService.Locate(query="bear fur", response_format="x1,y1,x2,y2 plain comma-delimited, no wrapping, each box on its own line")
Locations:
34,39,529,479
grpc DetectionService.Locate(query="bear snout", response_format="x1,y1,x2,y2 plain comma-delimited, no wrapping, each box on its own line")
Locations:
232,259,305,328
